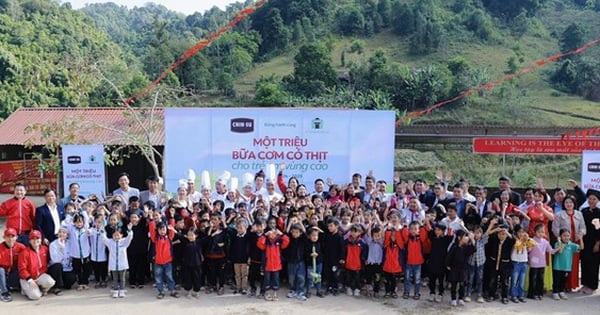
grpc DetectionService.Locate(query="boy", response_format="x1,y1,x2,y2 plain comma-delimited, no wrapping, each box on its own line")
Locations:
0,228,26,302
257,227,290,301
323,217,344,295
402,220,429,300
227,218,251,295
485,220,515,304
305,227,324,298
247,220,265,298
342,224,368,297
149,219,179,299
364,225,384,298
383,211,404,298
427,222,452,302
466,226,488,303
204,213,228,295
127,212,149,289
285,218,308,301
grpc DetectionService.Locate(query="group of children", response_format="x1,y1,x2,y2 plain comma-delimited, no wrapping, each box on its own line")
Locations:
0,182,590,308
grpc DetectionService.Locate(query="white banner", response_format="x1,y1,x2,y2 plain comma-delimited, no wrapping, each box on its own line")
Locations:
61,145,106,198
582,150,600,192
164,108,395,192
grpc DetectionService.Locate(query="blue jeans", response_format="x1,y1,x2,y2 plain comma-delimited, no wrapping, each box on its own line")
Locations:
306,263,323,294
0,267,7,294
154,263,175,293
288,261,306,294
467,264,484,296
403,264,421,295
263,271,280,291
511,262,527,298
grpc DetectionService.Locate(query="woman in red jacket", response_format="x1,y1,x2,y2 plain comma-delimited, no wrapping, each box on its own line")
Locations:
18,230,55,300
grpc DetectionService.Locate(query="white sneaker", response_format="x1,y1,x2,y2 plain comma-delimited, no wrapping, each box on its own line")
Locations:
118,290,126,298
111,290,119,298
552,293,560,300
286,291,297,298
476,296,485,303
458,299,465,306
429,293,436,302
353,289,361,296
437,294,443,303
451,300,458,306
346,288,353,296
559,292,568,300
464,296,471,302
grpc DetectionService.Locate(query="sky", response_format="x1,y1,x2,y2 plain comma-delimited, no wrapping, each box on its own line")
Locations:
66,0,241,15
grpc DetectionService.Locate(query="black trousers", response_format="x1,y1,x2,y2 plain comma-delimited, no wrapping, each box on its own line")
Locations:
450,281,466,300
345,270,361,290
581,249,600,290
206,257,226,289
183,265,202,292
552,270,569,293
384,272,400,294
364,264,383,292
429,272,445,295
72,257,92,285
528,267,545,297
128,252,148,286
248,262,264,292
487,264,510,299
92,261,108,283
48,263,77,290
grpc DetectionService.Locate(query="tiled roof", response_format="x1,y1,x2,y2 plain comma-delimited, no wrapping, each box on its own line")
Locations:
0,107,164,146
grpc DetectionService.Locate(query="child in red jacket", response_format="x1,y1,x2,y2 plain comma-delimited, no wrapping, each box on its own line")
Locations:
257,227,290,302
402,220,430,300
383,212,404,298
149,220,179,299
18,230,55,300
342,224,368,297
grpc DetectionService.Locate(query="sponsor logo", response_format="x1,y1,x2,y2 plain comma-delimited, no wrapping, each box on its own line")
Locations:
312,118,323,130
230,118,254,133
67,156,81,164
588,163,600,173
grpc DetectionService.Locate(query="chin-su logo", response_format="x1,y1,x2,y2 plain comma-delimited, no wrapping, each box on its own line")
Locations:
230,118,254,133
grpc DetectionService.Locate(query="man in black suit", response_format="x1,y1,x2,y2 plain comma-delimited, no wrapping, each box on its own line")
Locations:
489,176,522,206
414,179,435,210
35,188,65,245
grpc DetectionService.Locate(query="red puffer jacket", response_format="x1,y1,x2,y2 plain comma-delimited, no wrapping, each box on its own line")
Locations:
18,245,49,281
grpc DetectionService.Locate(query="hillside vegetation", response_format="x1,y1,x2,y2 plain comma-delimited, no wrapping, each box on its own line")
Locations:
0,0,598,187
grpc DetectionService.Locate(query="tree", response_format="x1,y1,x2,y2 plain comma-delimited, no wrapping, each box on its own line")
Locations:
377,0,392,27
284,42,337,97
560,23,586,53
254,76,287,107
259,8,290,55
337,6,365,36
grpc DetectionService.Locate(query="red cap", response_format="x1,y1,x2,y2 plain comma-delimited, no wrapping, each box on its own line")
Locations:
3,228,17,237
29,230,42,240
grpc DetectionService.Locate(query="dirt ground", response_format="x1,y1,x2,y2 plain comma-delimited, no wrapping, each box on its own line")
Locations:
4,285,600,315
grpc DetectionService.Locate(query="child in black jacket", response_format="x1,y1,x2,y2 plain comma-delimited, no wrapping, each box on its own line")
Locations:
446,229,476,306
485,221,515,304
427,222,453,303
227,218,251,294
323,217,344,295
247,220,265,298
179,227,204,297
305,227,324,298
127,212,149,288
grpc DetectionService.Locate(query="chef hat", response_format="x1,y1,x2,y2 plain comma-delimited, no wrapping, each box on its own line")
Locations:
229,177,239,191
200,170,211,190
217,171,231,185
242,172,254,188
178,179,188,190
187,169,196,183
265,163,276,184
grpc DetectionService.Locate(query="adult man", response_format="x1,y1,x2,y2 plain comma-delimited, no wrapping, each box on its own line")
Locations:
35,188,65,245
18,230,55,300
447,183,468,218
312,178,329,199
140,175,167,210
351,173,364,193
59,183,86,209
0,228,26,302
359,176,377,204
0,183,36,244
489,176,522,206
413,179,435,210
187,179,202,203
112,172,140,208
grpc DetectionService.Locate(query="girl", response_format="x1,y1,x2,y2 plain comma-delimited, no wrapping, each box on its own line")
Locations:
552,228,582,300
63,213,92,290
149,219,179,299
446,229,475,306
305,227,324,298
551,194,586,292
204,213,227,295
105,212,125,239
257,227,290,301
510,226,535,303
127,212,149,288
427,221,452,303
527,224,557,300
382,212,403,298
180,227,203,298
90,214,108,288
466,226,488,303
100,222,133,298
